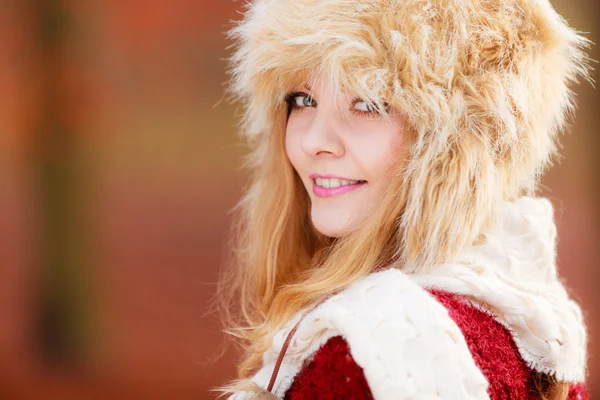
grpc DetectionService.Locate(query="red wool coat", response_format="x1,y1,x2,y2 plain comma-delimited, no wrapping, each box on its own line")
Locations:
283,290,589,400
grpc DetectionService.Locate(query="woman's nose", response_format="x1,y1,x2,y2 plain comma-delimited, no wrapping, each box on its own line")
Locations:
301,110,345,158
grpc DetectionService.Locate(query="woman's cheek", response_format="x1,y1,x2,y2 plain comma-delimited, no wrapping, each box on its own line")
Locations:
285,126,302,171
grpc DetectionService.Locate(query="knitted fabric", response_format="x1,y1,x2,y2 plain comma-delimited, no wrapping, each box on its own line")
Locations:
228,198,588,399
229,268,489,399
431,290,534,397
283,335,372,400
569,383,590,400
432,290,538,398
410,197,587,382
283,290,590,399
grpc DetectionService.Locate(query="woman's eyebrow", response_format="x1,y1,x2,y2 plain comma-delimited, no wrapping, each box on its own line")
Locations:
303,83,312,91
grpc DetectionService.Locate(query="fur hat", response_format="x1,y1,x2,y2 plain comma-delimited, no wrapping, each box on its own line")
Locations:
225,0,592,270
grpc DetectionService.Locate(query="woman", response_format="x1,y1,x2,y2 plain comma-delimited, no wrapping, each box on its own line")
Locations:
214,0,592,398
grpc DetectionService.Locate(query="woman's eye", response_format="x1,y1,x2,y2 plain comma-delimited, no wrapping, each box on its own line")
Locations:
352,99,390,116
286,92,316,109
295,95,315,107
354,100,376,112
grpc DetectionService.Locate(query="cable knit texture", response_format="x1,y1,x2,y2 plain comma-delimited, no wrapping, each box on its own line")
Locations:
283,290,590,399
227,197,588,399
411,196,587,381
228,268,489,399
284,288,538,399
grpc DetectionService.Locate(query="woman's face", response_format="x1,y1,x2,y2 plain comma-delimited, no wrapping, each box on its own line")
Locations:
285,78,407,237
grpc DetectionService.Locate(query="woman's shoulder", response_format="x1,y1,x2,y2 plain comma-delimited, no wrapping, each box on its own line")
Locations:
284,287,530,399
248,268,489,398
284,288,590,400
232,268,588,399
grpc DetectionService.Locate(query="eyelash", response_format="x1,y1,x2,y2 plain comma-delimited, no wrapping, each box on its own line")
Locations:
284,91,388,118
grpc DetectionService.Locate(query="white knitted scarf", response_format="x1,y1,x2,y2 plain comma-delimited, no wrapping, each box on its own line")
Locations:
411,196,587,382
229,196,586,399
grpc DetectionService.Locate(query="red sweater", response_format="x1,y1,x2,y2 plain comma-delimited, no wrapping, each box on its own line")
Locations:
283,290,588,400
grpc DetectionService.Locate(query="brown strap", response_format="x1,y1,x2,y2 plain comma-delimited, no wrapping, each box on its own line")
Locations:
264,259,398,394
266,295,331,393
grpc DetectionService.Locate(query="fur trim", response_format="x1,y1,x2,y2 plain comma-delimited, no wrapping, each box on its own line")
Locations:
411,196,587,382
229,268,489,399
226,0,592,270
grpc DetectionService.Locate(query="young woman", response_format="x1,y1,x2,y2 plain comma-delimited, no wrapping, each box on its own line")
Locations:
215,0,593,398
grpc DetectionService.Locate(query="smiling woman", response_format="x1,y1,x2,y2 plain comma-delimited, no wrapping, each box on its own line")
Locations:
285,78,407,237
213,0,593,399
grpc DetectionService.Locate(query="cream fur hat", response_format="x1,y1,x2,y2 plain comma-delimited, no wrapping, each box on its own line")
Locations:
225,0,592,270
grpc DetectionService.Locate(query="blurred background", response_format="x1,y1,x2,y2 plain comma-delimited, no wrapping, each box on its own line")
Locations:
0,0,597,398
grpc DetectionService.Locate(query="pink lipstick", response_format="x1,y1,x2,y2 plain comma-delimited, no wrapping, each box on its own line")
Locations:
309,174,367,198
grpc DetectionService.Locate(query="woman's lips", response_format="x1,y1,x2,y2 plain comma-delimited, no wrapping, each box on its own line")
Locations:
312,180,367,198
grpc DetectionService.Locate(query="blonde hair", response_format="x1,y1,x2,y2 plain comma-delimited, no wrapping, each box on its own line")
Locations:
212,0,591,396
212,100,414,396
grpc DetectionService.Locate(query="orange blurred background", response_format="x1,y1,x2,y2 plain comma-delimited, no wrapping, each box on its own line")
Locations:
0,1,598,398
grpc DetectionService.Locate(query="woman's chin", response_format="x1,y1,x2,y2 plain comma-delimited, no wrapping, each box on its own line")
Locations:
311,214,356,238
